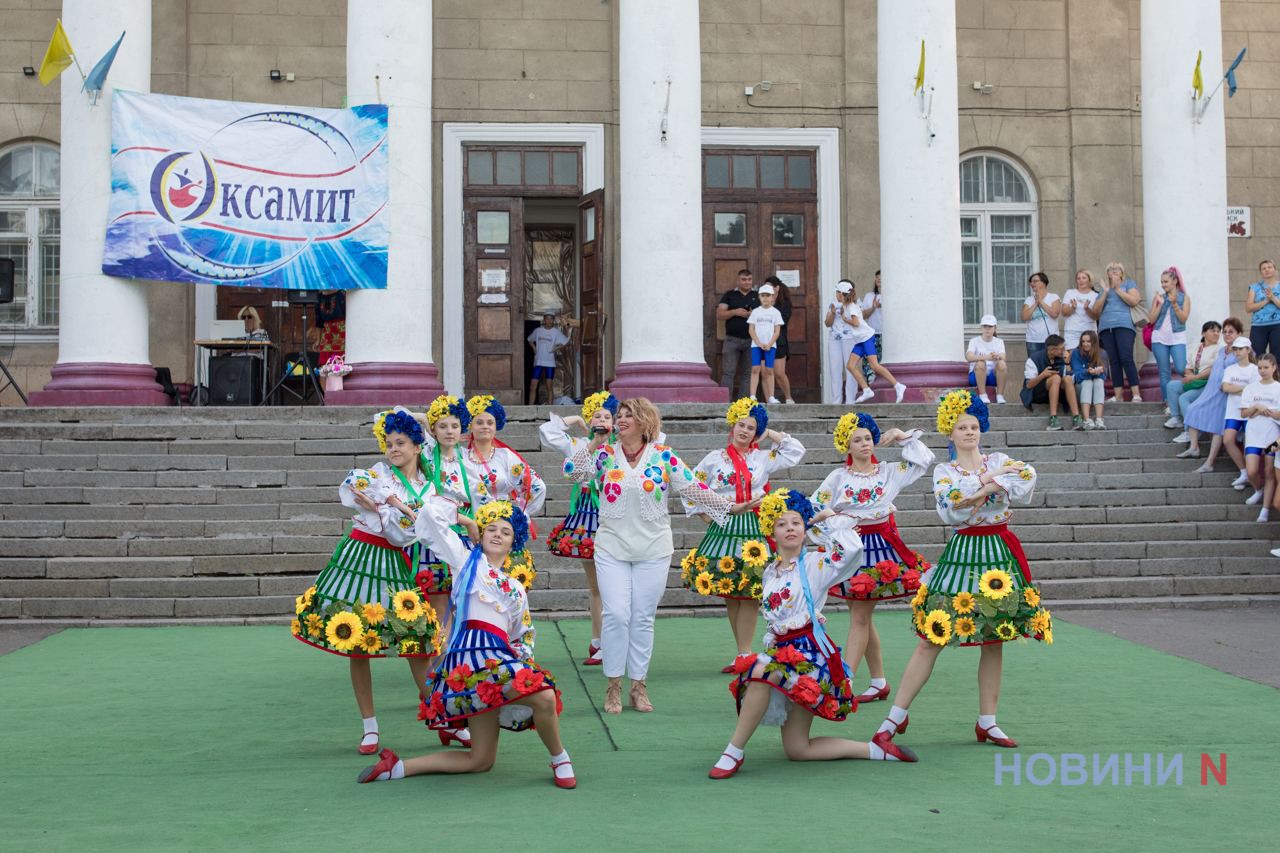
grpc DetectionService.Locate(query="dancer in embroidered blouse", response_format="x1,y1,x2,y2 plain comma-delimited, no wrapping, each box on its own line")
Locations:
872,390,1050,762
292,410,442,758
408,396,476,608
463,395,546,585
540,390,619,665
358,498,576,789
810,412,933,705
565,397,737,714
682,398,805,669
709,489,918,779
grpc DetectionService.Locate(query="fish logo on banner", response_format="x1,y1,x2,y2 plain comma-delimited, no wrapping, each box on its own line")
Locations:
104,92,389,290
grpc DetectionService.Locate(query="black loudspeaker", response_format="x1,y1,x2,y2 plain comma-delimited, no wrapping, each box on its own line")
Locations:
208,356,262,405
288,288,320,305
0,258,13,304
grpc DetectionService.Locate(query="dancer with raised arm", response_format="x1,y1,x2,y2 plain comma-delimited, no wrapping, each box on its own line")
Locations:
872,390,1050,762
811,411,933,705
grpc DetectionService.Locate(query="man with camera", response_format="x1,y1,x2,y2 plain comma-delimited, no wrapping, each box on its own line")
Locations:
1021,333,1082,431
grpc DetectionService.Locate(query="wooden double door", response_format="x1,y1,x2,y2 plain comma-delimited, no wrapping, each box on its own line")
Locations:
702,200,820,402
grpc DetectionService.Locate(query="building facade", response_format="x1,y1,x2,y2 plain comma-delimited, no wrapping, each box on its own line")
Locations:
0,0,1275,405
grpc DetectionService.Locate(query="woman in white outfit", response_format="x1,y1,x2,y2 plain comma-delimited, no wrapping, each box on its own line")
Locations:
564,397,737,714
824,280,859,404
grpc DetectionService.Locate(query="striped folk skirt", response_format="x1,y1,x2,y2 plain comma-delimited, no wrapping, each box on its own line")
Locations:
547,486,599,560
682,511,769,601
420,620,560,733
829,516,925,602
731,624,856,726
911,525,1052,648
292,529,437,659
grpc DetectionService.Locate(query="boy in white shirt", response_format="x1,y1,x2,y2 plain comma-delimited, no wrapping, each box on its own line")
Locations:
966,314,1008,404
748,284,785,403
527,314,571,405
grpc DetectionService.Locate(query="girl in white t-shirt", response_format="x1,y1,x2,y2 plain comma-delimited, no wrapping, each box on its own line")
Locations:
1239,353,1280,519
1060,270,1100,351
1222,339,1260,492
965,315,1007,404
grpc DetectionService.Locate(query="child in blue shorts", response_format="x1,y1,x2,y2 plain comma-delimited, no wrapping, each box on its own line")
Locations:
748,284,785,402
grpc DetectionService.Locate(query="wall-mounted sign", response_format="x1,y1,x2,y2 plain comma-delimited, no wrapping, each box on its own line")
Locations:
1228,206,1251,238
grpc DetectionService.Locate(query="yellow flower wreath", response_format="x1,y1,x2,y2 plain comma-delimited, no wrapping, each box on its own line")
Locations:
935,389,974,435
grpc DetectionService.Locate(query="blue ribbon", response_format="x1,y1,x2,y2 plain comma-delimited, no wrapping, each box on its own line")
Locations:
445,543,485,656
795,551,838,660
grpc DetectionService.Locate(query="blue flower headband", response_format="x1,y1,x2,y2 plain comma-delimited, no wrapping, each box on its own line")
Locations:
758,487,815,536
377,410,425,450
427,395,472,431
474,500,529,553
467,395,507,431
834,411,879,451
726,397,769,437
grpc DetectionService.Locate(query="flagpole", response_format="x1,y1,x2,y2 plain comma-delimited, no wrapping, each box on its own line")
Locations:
1198,76,1228,122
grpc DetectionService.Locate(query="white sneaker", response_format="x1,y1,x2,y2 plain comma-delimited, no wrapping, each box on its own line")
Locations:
1271,547,1280,558
1193,463,1213,474
1105,396,1119,403
767,397,781,404
1176,447,1200,459
1164,416,1182,429
855,387,876,404
1246,490,1264,506
1083,419,1096,430
894,382,908,403
996,395,1007,405
1163,405,1171,416
1232,471,1251,489
1172,431,1191,444
784,398,796,405
980,393,992,403
1094,418,1106,430
1259,509,1271,523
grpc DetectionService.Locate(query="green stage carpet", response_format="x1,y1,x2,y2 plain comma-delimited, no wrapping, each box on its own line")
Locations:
1,612,1275,850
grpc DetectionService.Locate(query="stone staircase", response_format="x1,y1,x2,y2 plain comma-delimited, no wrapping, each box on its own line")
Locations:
0,403,1277,626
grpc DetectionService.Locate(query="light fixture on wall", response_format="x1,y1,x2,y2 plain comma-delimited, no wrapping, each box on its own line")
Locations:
22,66,35,77
269,69,282,82
743,80,773,97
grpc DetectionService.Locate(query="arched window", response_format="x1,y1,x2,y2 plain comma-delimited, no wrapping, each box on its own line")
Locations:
959,153,1038,328
0,141,60,329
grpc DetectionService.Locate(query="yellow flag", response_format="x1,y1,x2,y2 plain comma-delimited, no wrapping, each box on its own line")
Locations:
38,19,74,86
1191,49,1204,99
914,39,926,94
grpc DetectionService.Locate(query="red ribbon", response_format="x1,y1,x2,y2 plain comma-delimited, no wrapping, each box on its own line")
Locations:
953,523,1032,584
856,514,921,568
725,442,756,504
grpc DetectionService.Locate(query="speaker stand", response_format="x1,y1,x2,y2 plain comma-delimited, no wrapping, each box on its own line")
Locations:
0,354,27,404
262,304,324,405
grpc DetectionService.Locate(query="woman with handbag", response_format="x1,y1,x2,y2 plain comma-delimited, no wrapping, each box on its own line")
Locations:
1096,261,1145,402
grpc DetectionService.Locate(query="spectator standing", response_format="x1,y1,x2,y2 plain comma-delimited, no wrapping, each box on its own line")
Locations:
860,269,884,364
1096,262,1144,402
1061,270,1100,351
527,314,571,405
1021,272,1061,362
717,270,760,398
1166,321,1222,435
824,280,858,404
765,276,796,404
1146,266,1192,414
1070,330,1109,429
966,314,1008,404
747,284,785,403
1239,353,1280,520
1245,259,1280,357
1021,334,1081,431
1178,317,1243,468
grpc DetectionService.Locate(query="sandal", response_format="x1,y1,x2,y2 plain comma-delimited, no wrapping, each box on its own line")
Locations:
630,679,654,713
603,682,622,715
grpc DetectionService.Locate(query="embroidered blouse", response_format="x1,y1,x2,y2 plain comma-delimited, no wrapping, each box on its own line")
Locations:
539,413,599,510
809,431,933,525
414,496,536,659
683,433,806,513
461,442,547,520
932,452,1037,529
565,441,732,561
759,515,863,648
339,461,430,547
419,434,475,513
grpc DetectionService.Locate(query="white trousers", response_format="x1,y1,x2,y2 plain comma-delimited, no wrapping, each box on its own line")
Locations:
825,336,858,404
594,548,671,680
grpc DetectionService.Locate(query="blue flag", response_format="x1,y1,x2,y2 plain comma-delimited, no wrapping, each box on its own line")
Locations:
83,31,125,95
1225,47,1246,97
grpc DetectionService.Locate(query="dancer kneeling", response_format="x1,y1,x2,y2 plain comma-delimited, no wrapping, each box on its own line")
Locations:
872,390,1051,763
358,498,575,789
709,489,916,780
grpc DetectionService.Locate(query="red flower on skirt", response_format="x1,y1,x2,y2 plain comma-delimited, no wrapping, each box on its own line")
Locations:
557,540,574,556
475,679,507,708
772,644,806,666
818,695,840,718
846,574,876,597
789,675,822,706
901,568,922,592
875,559,901,584
555,690,564,715
414,569,434,595
512,668,546,695
580,540,594,558
418,692,446,722
483,657,502,671
446,663,474,692
731,653,757,675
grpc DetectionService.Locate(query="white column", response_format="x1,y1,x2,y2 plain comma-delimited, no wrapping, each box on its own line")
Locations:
610,0,725,402
1140,0,1229,331
32,0,165,405
877,0,965,372
332,0,442,403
